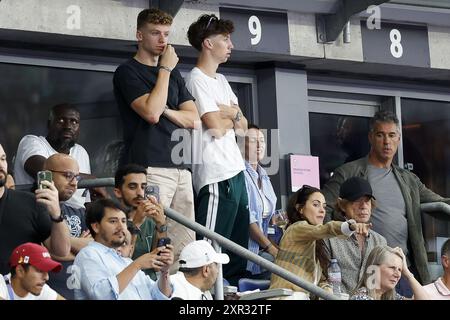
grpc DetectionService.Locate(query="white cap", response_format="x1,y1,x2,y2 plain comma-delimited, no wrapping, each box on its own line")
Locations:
179,240,230,268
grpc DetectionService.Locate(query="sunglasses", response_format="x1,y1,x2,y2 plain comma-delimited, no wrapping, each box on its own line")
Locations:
205,15,218,30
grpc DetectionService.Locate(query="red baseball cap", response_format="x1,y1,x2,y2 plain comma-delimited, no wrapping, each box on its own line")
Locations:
9,243,62,273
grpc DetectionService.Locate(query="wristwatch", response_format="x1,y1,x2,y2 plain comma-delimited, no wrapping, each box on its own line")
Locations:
234,110,242,122
50,214,65,223
157,224,168,233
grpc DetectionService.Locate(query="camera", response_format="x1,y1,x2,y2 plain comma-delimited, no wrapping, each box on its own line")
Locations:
37,170,52,189
144,185,160,202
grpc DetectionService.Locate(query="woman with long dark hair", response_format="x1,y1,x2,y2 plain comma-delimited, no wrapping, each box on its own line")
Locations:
269,185,370,299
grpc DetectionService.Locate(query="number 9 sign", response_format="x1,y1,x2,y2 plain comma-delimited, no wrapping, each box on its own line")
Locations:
248,15,261,46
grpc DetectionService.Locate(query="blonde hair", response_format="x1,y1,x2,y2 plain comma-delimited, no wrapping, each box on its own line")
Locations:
353,245,403,300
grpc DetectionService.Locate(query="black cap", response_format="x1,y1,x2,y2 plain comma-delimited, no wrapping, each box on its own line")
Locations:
339,177,376,201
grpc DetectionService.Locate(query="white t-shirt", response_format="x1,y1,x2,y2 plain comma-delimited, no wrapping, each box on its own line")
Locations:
0,274,58,300
13,135,91,208
170,272,213,300
185,67,245,192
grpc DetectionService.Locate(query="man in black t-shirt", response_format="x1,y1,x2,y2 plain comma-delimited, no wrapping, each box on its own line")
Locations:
0,143,70,275
113,8,199,270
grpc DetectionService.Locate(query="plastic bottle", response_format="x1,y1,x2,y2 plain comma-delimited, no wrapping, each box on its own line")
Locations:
328,258,342,295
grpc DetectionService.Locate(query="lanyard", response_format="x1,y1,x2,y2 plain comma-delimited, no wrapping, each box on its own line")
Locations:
3,276,14,300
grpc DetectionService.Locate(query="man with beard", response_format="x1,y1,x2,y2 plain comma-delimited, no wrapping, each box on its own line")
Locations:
113,164,167,280
43,153,92,299
73,199,174,300
13,103,94,208
0,143,71,275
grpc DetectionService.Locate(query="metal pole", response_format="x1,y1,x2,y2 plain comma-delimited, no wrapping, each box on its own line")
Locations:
212,241,224,300
164,207,339,300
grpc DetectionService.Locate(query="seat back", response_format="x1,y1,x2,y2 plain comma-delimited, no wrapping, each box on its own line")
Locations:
238,278,270,292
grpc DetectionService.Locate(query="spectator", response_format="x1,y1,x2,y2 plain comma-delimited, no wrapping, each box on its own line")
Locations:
43,153,92,299
243,124,278,280
171,240,229,300
13,103,102,208
116,229,134,259
423,239,450,299
114,164,167,280
351,246,429,300
324,177,386,294
0,143,70,274
269,185,370,299
113,8,199,270
73,199,174,300
185,14,249,286
322,110,450,293
0,242,64,300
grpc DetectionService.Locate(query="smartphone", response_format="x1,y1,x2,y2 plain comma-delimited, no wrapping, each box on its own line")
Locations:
156,237,171,255
37,170,52,189
144,185,160,202
157,237,171,248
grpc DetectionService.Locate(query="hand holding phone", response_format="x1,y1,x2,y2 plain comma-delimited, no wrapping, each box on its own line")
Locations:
144,185,160,202
156,237,171,256
37,170,53,189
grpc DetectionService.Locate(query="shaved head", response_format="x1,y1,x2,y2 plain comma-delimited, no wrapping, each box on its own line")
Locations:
44,153,79,201
44,153,79,172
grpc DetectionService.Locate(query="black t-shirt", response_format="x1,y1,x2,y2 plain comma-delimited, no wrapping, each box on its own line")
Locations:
0,189,52,274
113,58,194,168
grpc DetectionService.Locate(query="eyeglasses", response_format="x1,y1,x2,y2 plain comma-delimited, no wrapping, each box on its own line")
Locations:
50,170,81,183
205,15,218,30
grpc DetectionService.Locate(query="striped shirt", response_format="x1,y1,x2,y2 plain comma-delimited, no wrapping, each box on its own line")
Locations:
270,220,352,295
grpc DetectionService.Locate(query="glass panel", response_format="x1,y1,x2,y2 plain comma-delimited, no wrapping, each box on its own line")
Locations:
0,62,120,179
309,113,370,187
401,98,450,261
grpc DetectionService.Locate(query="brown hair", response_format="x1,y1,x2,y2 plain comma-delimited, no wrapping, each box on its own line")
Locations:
187,14,234,51
286,186,330,275
137,8,173,29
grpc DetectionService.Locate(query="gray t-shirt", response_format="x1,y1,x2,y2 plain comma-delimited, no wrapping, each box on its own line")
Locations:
367,165,408,257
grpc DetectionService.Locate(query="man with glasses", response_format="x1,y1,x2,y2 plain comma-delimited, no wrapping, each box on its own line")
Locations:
322,110,450,296
185,14,249,286
14,103,95,208
113,8,199,270
43,153,92,299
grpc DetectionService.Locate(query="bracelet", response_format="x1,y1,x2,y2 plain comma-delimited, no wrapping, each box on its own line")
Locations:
159,65,172,73
262,243,272,252
50,214,65,223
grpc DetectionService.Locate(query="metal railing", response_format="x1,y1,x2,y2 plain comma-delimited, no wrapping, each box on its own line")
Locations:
420,201,450,217
18,177,339,300
164,206,338,300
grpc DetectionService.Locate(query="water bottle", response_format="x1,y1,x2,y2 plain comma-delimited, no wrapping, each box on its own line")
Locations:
328,258,342,295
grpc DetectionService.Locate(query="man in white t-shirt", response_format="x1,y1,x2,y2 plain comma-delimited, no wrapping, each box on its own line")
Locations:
171,240,229,300
13,103,98,209
0,242,65,300
184,14,249,286
423,239,450,300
